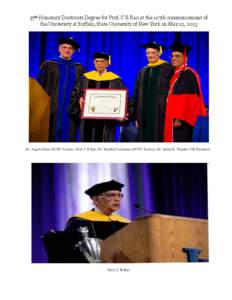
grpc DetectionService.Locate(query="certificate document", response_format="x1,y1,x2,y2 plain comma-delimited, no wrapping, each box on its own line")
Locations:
82,88,128,120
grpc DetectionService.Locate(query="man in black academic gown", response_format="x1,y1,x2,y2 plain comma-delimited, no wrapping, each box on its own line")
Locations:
132,42,173,142
69,52,126,142
37,37,85,142
164,42,207,142
42,180,130,263
65,180,130,239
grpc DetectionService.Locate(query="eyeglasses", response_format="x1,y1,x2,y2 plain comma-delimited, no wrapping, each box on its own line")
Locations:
60,45,74,51
171,54,183,59
99,192,124,199
94,59,107,64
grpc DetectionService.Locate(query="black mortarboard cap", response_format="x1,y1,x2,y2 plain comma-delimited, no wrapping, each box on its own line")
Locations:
58,37,80,50
169,41,192,55
140,42,164,52
85,180,124,197
93,52,110,61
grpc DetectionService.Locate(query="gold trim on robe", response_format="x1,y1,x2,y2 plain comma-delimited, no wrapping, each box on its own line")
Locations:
83,71,120,81
147,59,167,67
73,210,130,223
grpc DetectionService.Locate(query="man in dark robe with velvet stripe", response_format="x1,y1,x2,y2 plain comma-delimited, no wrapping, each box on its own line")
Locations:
42,180,130,263
65,180,130,239
37,37,85,142
69,52,126,142
132,42,174,142
164,42,207,142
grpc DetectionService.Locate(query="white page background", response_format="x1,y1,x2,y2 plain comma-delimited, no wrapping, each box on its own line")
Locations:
0,1,232,299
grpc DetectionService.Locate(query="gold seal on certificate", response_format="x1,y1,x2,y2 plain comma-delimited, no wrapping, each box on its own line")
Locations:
82,88,128,120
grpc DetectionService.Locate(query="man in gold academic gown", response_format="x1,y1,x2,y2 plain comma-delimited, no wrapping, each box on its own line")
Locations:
65,180,130,240
68,52,126,142
42,180,130,263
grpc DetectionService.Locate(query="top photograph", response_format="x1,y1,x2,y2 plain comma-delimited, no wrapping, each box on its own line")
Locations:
29,31,209,143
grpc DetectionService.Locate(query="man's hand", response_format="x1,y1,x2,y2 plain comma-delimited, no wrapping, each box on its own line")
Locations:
173,119,182,128
79,97,85,111
118,113,129,122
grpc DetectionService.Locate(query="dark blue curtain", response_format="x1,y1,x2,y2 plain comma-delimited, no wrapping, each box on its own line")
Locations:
32,163,208,262
29,31,209,105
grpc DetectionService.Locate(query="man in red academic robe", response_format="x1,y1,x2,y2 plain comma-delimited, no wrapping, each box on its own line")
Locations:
164,42,207,142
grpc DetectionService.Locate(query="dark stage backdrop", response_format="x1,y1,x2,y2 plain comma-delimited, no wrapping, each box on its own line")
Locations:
32,163,208,263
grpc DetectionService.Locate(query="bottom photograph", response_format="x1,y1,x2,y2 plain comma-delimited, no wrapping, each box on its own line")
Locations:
32,163,208,263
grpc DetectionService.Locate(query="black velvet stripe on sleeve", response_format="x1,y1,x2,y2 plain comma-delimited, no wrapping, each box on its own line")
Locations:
88,79,98,88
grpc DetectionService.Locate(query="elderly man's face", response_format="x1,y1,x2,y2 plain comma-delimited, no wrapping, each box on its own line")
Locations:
146,48,160,64
93,190,123,215
59,43,75,59
94,58,109,73
171,51,187,68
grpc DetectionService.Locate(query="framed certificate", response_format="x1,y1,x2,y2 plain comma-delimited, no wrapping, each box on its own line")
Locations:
81,88,128,120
